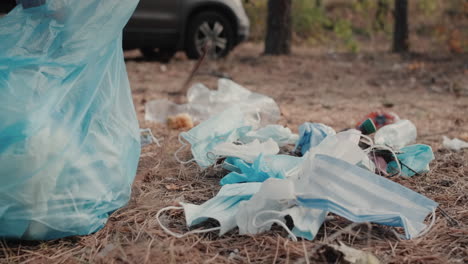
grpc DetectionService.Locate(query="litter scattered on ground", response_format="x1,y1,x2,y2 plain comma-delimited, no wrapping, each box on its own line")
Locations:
145,78,281,127
156,80,440,245
140,128,161,147
442,136,468,151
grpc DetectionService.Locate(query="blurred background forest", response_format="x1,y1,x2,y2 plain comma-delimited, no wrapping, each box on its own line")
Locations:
244,0,468,54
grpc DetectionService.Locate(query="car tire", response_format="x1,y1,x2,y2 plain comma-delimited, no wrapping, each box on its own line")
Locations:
140,48,176,63
185,11,235,60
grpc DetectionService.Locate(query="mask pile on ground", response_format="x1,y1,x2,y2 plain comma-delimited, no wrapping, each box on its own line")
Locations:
157,80,438,241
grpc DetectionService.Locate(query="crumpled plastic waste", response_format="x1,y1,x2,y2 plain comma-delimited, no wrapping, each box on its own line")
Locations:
326,242,380,264
240,125,299,147
158,108,438,242
387,144,434,177
0,0,140,240
443,136,468,151
176,105,254,168
296,155,437,239
374,120,417,149
212,139,280,163
140,128,160,147
295,123,336,155
145,79,281,127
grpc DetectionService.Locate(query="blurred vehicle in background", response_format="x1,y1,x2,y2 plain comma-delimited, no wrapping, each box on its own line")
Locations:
125,0,250,62
0,0,250,62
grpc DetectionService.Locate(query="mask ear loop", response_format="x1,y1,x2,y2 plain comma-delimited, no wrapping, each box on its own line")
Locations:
252,210,298,242
174,133,196,164
156,206,221,238
413,208,437,238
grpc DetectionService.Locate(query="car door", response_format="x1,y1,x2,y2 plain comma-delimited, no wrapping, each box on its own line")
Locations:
127,0,181,34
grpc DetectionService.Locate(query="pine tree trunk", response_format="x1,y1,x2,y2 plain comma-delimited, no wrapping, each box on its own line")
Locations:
393,0,409,53
264,0,292,55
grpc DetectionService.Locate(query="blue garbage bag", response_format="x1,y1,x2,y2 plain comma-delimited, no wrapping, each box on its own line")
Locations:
0,0,141,240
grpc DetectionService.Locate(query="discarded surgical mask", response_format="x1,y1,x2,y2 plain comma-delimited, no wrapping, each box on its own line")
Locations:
443,136,468,152
157,183,262,237
140,128,160,147
283,207,328,241
374,120,417,149
175,105,253,168
236,179,296,236
295,123,336,155
145,79,281,127
387,144,434,177
221,154,303,185
236,178,327,241
241,125,299,147
295,155,438,239
212,139,280,164
0,0,140,240
288,130,368,180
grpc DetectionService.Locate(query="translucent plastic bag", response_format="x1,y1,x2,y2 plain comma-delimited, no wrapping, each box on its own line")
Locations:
0,0,140,240
145,79,281,127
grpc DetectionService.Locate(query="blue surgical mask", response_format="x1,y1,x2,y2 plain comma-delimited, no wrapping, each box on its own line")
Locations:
156,183,262,237
295,123,336,155
175,105,252,168
283,207,328,241
220,154,303,185
387,144,434,177
235,178,327,241
296,154,438,239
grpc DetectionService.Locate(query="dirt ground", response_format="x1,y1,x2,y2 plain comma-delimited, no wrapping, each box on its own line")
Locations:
2,43,467,263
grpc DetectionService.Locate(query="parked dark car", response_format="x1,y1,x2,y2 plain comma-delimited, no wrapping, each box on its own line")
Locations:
125,0,250,61
0,0,250,62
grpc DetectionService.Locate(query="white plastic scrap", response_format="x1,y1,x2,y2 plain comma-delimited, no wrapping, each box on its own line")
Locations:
329,242,380,264
145,79,281,126
443,136,468,151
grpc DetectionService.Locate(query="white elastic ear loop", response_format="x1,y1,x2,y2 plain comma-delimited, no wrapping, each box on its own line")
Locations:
252,210,298,242
174,133,195,164
156,206,221,238
413,208,437,238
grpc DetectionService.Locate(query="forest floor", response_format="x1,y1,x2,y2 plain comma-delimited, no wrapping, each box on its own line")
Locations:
2,43,467,263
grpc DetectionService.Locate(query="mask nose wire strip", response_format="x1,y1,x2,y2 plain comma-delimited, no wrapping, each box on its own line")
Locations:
252,210,298,242
156,206,221,238
174,133,195,164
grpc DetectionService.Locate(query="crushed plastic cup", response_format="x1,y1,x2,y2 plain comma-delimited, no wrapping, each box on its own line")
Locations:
374,120,417,149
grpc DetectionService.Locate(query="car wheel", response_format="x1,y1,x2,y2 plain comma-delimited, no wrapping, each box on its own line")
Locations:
185,11,235,60
140,48,176,63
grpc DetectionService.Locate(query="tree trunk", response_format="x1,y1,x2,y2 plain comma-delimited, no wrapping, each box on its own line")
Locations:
264,0,292,55
393,0,409,53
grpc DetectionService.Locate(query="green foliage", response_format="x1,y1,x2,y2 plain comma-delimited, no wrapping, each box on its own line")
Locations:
244,0,466,53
